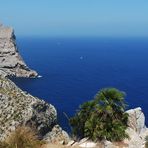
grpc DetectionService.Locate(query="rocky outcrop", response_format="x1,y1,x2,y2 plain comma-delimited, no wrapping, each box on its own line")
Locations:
43,125,70,144
123,107,148,148
0,24,37,77
0,76,69,143
126,107,146,134
0,24,69,144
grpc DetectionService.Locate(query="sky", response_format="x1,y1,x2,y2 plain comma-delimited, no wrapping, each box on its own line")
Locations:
0,0,148,37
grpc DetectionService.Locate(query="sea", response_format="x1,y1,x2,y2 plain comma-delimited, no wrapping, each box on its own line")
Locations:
12,37,148,132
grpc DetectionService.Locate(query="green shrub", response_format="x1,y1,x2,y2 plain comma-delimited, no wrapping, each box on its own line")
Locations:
70,88,129,141
0,126,43,148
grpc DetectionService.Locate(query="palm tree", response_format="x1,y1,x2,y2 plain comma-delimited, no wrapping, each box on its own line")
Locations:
70,88,129,141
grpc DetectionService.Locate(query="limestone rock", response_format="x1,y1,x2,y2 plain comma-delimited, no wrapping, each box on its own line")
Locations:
0,24,38,77
0,76,57,141
79,141,97,148
43,124,70,144
67,140,75,146
124,127,143,148
103,140,114,148
126,107,146,134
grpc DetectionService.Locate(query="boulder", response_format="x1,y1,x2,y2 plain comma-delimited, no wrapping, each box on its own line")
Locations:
43,124,70,144
79,141,97,148
126,107,146,134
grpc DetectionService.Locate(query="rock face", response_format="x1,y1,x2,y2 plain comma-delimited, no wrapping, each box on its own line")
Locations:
0,24,37,77
43,124,70,144
0,24,69,144
124,107,148,148
126,107,146,134
0,76,69,143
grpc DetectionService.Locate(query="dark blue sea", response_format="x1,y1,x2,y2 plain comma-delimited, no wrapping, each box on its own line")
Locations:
12,37,148,132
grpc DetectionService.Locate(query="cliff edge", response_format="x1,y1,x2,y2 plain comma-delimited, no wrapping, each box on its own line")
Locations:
0,24,38,77
0,24,69,144
0,75,69,143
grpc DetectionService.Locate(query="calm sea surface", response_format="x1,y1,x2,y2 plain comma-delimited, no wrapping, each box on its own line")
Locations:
12,37,148,132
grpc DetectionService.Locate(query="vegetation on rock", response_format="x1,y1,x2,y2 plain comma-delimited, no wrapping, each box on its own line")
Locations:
70,88,129,141
0,126,43,148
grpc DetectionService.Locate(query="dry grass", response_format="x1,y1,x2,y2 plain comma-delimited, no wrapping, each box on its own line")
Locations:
0,126,43,148
0,126,126,148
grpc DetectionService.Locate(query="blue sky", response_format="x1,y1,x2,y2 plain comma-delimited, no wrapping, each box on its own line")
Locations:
0,0,148,37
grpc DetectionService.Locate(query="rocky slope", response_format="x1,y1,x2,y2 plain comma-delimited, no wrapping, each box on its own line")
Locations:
0,24,37,77
0,75,69,143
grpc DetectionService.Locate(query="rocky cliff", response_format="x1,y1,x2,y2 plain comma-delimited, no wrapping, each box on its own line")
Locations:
0,24,37,77
0,24,69,144
0,75,69,143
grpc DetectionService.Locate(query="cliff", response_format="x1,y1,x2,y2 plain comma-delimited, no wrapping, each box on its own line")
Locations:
0,24,37,77
0,24,69,144
0,75,69,143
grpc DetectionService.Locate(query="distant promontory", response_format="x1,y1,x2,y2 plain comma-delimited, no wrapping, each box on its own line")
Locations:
0,24,38,77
